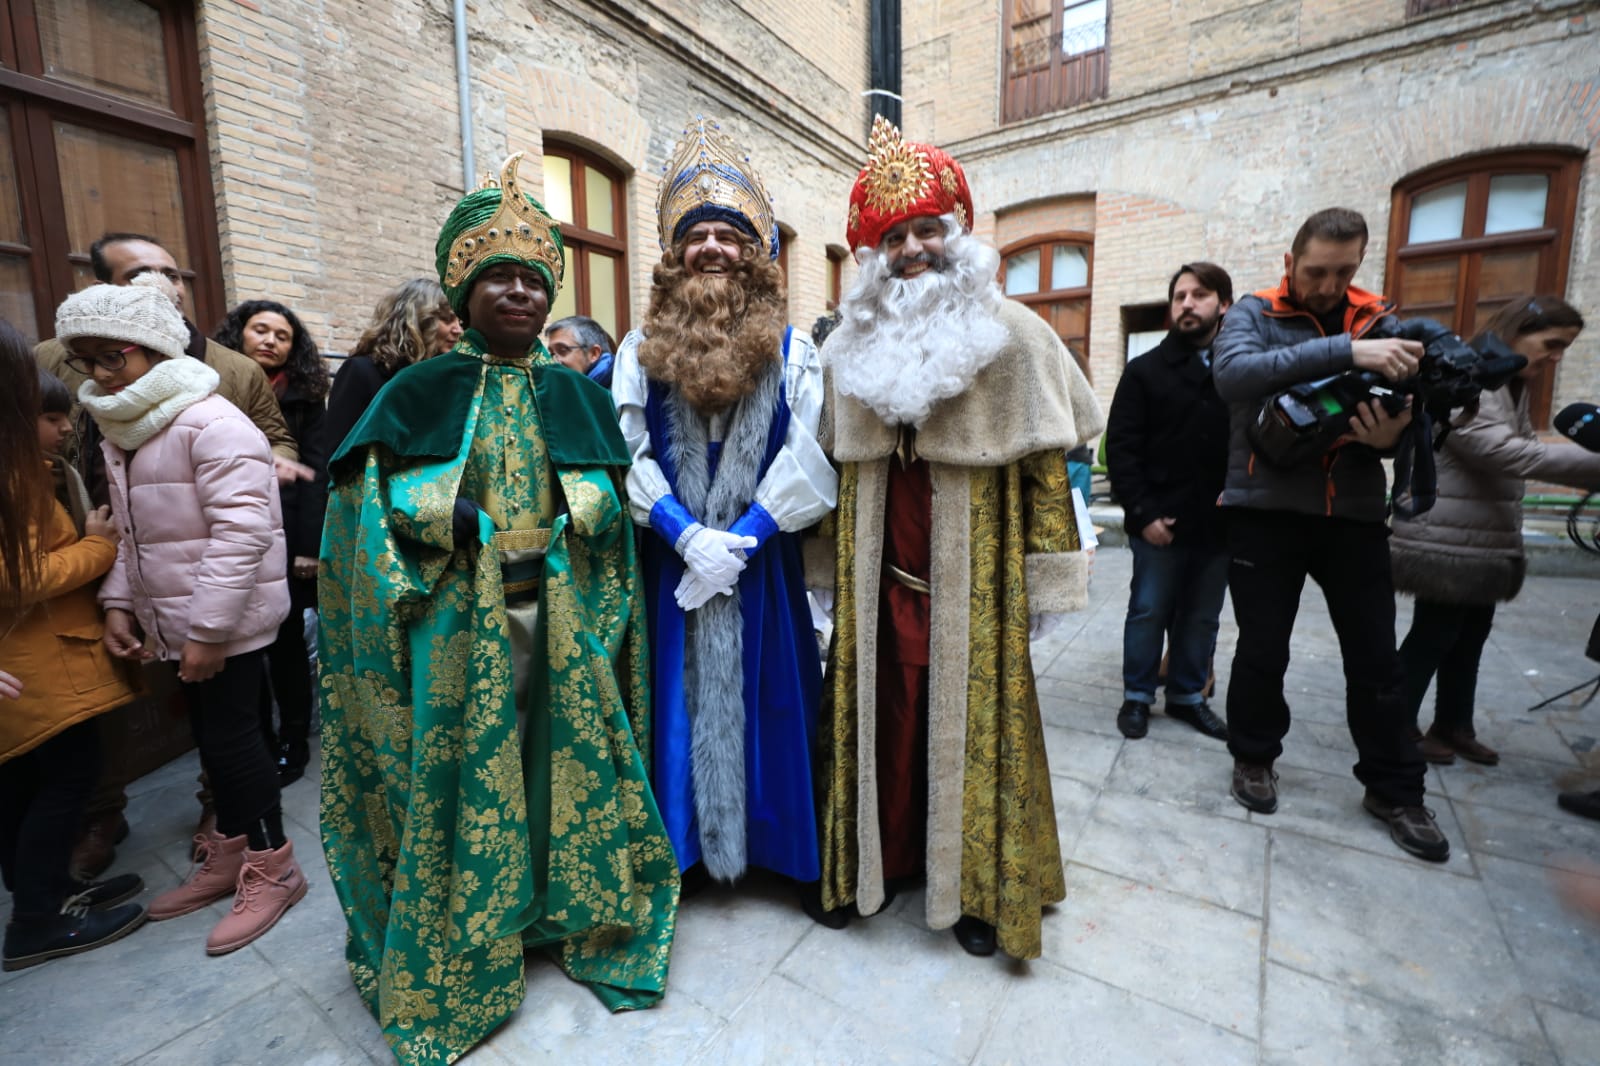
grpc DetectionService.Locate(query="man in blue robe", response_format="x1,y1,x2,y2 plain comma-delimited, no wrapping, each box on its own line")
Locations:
612,118,837,885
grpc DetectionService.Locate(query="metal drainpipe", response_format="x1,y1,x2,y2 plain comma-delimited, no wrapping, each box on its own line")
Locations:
453,0,475,191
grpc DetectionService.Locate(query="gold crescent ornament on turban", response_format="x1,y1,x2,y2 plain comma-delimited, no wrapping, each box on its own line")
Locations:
440,152,565,297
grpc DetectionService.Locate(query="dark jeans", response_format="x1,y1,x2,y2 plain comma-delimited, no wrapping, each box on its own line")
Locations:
1399,599,1496,735
0,719,101,917
260,583,315,753
1224,509,1426,807
1123,536,1230,706
181,651,282,842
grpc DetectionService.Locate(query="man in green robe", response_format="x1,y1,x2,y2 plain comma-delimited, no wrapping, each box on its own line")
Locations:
318,154,678,1066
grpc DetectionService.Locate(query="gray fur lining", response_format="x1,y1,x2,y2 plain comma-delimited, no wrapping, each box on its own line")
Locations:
1389,543,1525,605
662,358,783,881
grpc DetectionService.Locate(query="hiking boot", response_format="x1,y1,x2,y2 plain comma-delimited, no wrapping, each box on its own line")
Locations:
1167,701,1229,741
1231,761,1278,814
149,830,247,920
205,839,308,955
68,811,129,881
1443,730,1499,766
2,899,146,972
1363,792,1450,862
1557,789,1600,822
189,804,217,861
1117,700,1150,739
1417,731,1456,765
64,872,144,911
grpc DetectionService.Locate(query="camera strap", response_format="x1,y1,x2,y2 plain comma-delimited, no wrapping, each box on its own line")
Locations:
1389,408,1437,519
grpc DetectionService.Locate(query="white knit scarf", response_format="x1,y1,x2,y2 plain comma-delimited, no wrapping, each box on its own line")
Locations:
78,357,220,451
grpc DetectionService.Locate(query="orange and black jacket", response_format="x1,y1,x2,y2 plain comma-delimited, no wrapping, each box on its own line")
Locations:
1212,279,1400,523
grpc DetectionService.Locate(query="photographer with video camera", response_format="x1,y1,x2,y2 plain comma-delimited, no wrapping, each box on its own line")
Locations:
1213,207,1449,862
1391,297,1600,772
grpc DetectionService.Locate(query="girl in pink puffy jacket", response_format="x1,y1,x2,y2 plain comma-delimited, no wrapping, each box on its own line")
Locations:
58,275,307,957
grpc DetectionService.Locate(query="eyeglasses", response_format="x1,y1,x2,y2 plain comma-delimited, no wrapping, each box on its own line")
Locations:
547,342,580,358
64,343,142,375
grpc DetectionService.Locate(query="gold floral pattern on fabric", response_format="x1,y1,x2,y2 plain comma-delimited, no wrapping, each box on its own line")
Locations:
817,454,1079,960
319,338,677,1066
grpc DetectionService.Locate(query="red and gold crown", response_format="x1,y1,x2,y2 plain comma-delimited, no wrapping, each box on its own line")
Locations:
845,116,974,252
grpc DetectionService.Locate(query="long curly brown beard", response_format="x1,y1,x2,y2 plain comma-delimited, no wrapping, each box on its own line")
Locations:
637,238,787,415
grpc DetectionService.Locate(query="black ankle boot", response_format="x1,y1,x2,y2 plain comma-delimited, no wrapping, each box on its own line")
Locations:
953,915,997,957
3,901,147,971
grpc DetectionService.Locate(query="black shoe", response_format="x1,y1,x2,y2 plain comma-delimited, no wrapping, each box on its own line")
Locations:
679,863,711,900
277,740,310,787
1117,700,1150,739
800,882,851,930
64,872,144,911
1167,701,1229,741
1556,789,1600,822
953,915,997,957
1362,792,1450,863
2,901,146,972
1231,761,1278,814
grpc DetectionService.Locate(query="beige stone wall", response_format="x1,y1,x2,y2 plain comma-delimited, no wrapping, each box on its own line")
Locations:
903,1,1600,419
197,0,872,352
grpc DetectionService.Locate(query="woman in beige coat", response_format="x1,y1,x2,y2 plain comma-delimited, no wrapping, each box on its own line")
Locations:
1391,296,1600,764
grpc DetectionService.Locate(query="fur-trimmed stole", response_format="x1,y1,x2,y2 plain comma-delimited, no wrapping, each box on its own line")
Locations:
662,356,784,881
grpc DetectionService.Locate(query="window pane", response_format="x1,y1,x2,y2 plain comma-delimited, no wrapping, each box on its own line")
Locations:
1407,181,1466,244
0,256,38,341
586,249,619,341
584,167,615,236
1051,244,1089,289
0,112,26,246
54,122,188,271
1061,0,1108,56
1476,247,1542,301
37,0,172,110
1484,174,1548,235
1008,0,1052,70
542,155,574,225
1004,248,1040,295
547,244,576,325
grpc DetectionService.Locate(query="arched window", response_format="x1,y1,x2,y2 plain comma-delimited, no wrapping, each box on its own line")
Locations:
1386,149,1582,428
1000,232,1093,378
542,143,628,343
826,244,847,310
0,0,221,340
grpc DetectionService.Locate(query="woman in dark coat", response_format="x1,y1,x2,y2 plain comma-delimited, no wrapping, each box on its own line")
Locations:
215,300,331,784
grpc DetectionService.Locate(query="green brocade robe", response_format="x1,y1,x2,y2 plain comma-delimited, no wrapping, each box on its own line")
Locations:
318,333,679,1066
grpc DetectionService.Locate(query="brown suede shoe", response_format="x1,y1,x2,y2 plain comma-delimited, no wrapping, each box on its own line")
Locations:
1363,792,1450,862
1417,731,1456,765
69,812,129,882
1231,761,1278,814
1445,731,1499,766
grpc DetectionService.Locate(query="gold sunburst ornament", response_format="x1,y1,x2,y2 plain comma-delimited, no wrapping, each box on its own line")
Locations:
860,116,933,215
441,152,564,295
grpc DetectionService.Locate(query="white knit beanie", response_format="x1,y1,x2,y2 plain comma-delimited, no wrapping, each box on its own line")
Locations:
54,273,189,362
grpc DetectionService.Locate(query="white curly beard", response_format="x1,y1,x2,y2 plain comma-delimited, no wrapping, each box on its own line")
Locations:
823,216,1008,428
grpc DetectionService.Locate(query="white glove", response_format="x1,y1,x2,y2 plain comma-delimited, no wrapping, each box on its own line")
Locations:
682,527,758,587
1029,612,1067,641
675,570,736,611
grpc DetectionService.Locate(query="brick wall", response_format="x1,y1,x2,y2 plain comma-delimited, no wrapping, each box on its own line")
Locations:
198,0,872,352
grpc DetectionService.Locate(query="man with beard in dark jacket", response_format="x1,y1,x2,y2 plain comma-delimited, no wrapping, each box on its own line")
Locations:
1212,207,1448,863
1107,262,1234,742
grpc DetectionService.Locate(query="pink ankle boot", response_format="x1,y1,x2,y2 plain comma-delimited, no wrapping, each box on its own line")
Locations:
148,831,247,920
205,839,308,956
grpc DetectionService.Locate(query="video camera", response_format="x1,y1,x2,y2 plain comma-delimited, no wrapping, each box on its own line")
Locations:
1248,317,1527,469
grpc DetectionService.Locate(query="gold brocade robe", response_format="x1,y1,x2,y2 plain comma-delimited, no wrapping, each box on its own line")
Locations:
816,299,1106,960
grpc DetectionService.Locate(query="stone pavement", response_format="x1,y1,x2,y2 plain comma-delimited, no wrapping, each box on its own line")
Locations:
3,546,1599,1065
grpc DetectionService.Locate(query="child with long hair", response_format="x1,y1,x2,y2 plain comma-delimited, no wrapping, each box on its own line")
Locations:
0,319,146,971
59,276,307,955
214,300,330,785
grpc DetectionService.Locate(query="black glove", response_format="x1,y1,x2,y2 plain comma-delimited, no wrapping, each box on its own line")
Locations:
452,497,485,549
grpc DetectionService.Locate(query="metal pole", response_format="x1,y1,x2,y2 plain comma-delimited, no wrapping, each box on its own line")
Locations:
453,0,475,191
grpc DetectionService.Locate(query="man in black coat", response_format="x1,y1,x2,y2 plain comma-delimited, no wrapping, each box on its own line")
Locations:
1105,262,1234,742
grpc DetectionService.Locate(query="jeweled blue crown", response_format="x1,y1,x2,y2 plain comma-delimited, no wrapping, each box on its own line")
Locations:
656,117,779,260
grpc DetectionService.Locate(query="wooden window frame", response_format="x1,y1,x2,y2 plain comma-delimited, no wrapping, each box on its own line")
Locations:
1001,0,1109,125
544,141,629,338
1,0,222,338
999,230,1094,377
1385,148,1583,428
825,244,846,310
1406,0,1467,16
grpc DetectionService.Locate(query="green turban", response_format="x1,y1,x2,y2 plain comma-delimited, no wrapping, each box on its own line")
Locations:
434,182,565,315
